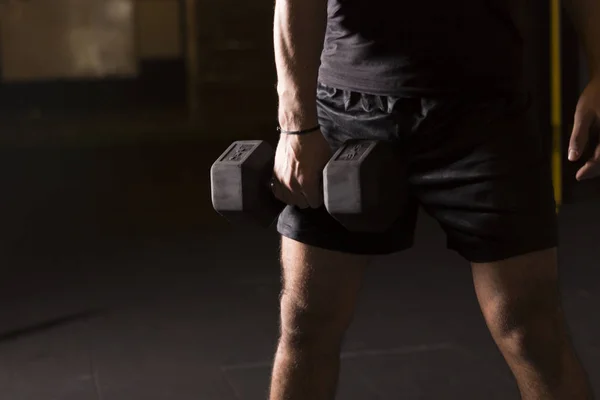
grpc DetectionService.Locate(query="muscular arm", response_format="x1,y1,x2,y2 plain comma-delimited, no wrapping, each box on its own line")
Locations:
274,0,327,131
564,0,600,78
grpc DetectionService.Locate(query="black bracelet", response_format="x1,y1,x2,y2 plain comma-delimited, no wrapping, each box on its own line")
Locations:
277,125,321,135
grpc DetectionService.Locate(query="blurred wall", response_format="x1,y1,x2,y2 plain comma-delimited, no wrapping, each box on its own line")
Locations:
0,0,183,78
0,0,276,247
0,0,138,81
136,0,182,60
0,0,186,113
195,0,278,142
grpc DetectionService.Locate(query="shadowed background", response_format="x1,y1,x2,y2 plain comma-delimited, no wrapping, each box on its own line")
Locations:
0,1,597,399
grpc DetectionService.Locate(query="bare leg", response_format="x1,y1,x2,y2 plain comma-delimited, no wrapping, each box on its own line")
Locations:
472,248,594,400
269,237,371,400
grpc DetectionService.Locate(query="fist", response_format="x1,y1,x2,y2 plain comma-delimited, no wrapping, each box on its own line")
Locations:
272,130,332,209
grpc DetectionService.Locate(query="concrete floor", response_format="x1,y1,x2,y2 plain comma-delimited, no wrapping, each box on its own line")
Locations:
0,142,598,400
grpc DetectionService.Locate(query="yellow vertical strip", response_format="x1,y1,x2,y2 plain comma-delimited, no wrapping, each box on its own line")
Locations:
550,0,563,210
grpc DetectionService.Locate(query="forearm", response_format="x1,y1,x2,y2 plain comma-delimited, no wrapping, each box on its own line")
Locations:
274,0,326,130
564,0,600,78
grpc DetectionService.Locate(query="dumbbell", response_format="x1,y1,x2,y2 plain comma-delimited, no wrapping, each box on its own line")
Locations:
210,140,405,232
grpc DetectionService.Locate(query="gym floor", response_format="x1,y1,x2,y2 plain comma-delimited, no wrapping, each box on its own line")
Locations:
0,140,598,400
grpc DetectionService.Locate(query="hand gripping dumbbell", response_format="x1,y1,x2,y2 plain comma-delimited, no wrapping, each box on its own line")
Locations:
210,140,406,232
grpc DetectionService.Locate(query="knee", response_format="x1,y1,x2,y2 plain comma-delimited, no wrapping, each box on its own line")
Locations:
483,296,567,363
278,290,354,352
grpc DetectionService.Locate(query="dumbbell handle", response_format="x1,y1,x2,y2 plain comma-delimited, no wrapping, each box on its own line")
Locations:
254,156,290,226
269,174,326,209
264,140,384,229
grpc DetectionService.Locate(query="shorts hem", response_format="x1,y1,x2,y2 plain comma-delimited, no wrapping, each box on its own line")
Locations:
451,239,559,264
278,229,413,256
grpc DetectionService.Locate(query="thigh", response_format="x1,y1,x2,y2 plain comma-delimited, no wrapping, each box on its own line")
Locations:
278,237,370,340
471,248,565,346
473,249,592,400
411,93,558,263
472,248,560,323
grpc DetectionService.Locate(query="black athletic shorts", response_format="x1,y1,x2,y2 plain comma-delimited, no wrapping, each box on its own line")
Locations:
276,82,558,263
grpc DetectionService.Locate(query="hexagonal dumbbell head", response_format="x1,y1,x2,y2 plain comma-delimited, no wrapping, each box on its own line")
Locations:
211,140,284,227
323,140,406,232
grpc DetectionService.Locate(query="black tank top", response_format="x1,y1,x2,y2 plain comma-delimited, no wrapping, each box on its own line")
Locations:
318,0,526,95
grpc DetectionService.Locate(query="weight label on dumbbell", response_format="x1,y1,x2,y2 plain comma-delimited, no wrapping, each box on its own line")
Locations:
220,143,257,164
335,142,372,162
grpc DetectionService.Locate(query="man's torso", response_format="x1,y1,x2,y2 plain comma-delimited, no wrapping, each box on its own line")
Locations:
319,0,526,95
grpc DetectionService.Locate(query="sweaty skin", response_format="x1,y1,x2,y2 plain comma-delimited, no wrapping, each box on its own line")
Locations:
272,0,330,209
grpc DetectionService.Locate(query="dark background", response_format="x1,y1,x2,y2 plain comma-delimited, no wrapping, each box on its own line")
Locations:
0,1,597,399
